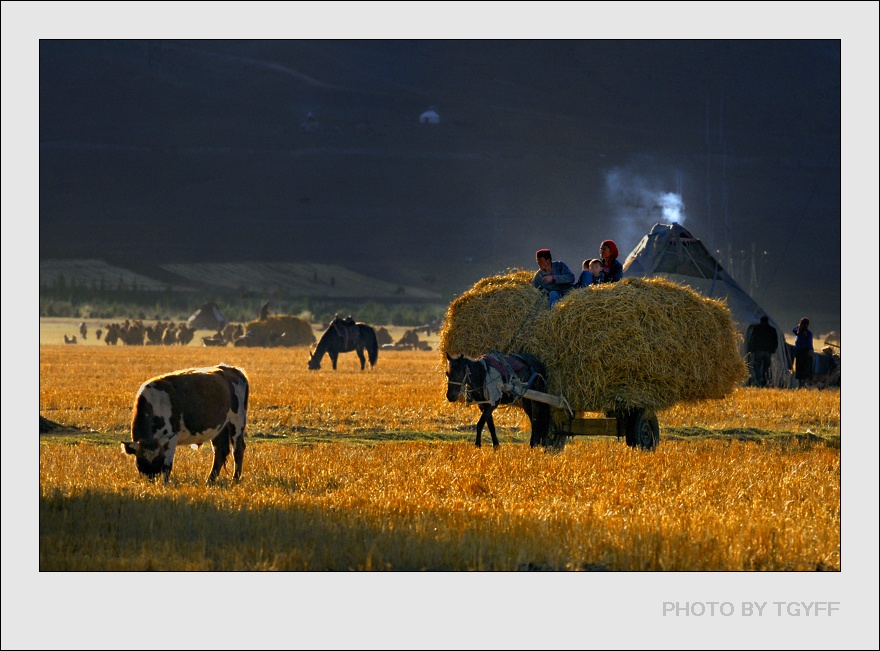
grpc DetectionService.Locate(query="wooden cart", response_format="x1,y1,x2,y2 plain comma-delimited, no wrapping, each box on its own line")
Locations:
522,389,660,451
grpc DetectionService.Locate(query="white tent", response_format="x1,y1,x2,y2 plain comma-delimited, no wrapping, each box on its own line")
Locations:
187,301,229,331
623,222,794,388
419,108,440,124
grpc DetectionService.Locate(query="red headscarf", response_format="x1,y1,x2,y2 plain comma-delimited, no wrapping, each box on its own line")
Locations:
601,240,619,260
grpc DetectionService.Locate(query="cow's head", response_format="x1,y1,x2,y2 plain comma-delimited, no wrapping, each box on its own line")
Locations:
121,439,167,481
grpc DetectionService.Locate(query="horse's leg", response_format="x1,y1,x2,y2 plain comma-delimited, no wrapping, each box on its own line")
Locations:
330,351,338,370
478,406,500,449
475,407,492,448
522,401,539,447
357,345,366,370
528,401,551,448
486,411,500,449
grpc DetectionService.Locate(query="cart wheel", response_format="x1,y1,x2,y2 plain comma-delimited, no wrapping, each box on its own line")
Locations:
624,409,659,451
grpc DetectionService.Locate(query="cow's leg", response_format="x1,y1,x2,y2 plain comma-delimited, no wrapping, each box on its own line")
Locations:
161,440,179,483
208,426,232,484
232,425,246,481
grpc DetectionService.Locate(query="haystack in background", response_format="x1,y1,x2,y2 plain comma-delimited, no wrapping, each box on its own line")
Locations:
238,315,316,347
375,326,394,346
439,273,747,412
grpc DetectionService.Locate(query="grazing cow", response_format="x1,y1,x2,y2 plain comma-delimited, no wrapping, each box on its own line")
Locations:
121,364,249,484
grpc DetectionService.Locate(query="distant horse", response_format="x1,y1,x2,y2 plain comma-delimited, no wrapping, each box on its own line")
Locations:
308,316,379,371
445,351,551,449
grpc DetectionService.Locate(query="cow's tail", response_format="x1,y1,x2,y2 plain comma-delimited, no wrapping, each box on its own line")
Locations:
221,364,250,412
364,325,379,368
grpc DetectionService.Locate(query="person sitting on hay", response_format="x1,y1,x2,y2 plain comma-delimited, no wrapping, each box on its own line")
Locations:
532,248,575,308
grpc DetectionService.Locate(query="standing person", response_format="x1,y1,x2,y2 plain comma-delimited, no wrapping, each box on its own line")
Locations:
746,315,779,387
792,317,814,388
532,248,575,308
597,240,623,283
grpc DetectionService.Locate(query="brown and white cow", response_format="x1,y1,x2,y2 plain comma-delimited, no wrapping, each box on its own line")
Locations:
121,364,249,484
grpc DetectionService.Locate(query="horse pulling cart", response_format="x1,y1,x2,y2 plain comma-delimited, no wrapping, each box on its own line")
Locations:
441,274,748,452
444,351,659,452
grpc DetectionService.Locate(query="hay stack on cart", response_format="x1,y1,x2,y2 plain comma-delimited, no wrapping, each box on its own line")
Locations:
439,272,747,448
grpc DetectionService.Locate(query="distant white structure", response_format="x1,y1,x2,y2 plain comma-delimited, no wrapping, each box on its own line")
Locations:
419,107,440,125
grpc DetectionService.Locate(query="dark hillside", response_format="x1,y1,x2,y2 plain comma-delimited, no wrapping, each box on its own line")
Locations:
38,40,841,331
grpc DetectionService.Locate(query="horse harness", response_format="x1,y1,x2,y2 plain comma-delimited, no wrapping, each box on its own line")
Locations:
455,350,542,407
331,316,359,350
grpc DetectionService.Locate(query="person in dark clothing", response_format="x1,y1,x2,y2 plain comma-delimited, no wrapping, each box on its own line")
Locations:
746,315,779,387
597,240,623,283
792,317,814,388
532,248,575,308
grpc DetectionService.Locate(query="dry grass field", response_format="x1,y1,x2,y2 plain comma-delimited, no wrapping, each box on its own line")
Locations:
37,340,841,572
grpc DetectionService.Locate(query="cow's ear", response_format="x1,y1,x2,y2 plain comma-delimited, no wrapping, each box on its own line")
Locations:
121,441,140,455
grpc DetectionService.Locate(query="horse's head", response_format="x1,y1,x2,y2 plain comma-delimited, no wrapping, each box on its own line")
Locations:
307,347,321,370
445,353,470,402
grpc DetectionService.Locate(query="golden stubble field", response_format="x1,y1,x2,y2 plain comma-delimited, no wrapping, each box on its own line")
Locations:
38,343,841,571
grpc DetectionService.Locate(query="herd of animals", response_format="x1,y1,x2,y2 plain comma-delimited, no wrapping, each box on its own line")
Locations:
115,315,444,483
66,310,491,483
56,314,543,482
65,318,432,350
65,319,202,346
118,351,555,485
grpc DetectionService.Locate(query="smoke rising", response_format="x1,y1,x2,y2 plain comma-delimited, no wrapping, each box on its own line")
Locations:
603,164,688,250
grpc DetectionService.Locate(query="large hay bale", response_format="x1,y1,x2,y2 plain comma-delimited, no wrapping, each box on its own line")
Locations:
241,315,316,347
439,272,747,412
375,326,394,346
438,270,547,358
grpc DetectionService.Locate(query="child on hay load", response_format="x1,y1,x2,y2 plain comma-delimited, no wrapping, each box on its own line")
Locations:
532,248,575,308
575,258,603,288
